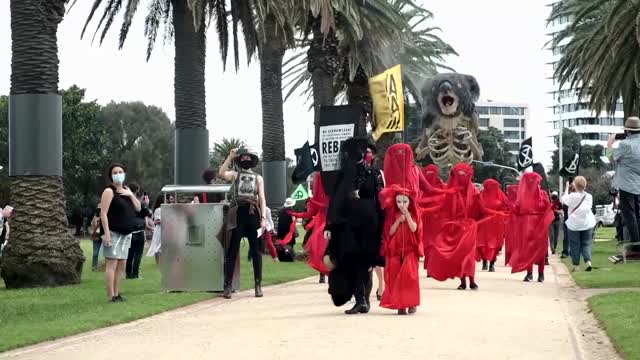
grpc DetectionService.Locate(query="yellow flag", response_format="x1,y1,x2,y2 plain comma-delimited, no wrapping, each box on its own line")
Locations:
369,65,404,140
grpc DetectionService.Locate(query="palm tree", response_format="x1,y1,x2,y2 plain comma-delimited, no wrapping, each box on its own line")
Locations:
284,1,455,158
1,0,85,288
550,0,640,117
80,0,261,185
209,137,248,171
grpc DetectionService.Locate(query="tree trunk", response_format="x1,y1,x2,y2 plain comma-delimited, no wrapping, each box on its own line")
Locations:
308,16,339,143
346,65,371,138
2,0,84,288
260,14,287,209
173,0,209,185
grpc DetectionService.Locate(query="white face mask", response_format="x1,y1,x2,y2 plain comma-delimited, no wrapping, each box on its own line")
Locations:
112,173,126,184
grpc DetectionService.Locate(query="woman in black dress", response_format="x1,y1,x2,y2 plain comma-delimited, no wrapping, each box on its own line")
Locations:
323,138,384,315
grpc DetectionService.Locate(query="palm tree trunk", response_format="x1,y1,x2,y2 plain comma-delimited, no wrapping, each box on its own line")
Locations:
2,0,84,288
308,16,338,143
346,65,371,138
173,0,209,185
260,14,287,209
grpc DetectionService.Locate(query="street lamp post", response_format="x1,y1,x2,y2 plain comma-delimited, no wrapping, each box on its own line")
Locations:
558,97,564,194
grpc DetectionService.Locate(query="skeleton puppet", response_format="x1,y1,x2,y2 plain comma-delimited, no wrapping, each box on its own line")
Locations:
415,73,483,167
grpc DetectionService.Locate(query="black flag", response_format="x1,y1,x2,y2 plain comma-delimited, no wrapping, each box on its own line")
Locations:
532,162,550,194
517,137,534,171
559,147,581,178
291,142,315,184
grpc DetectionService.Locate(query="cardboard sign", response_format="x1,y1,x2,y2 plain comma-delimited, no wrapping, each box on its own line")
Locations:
319,124,355,172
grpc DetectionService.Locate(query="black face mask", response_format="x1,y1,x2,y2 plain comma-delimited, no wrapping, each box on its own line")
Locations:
239,160,253,170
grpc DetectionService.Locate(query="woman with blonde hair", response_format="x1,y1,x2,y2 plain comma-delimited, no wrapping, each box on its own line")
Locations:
562,176,596,272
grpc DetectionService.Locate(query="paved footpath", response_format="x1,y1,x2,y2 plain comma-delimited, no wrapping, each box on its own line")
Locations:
1,257,620,360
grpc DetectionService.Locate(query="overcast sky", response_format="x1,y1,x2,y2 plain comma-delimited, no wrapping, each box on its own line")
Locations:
0,0,554,166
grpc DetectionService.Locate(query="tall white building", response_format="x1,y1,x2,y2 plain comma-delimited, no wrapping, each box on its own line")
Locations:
545,1,624,148
476,101,529,165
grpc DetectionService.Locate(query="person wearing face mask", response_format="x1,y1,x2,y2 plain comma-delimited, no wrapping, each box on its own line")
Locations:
324,137,384,315
99,163,142,302
427,163,486,290
219,148,267,299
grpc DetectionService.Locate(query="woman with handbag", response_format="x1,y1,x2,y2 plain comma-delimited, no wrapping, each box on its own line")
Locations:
562,176,596,272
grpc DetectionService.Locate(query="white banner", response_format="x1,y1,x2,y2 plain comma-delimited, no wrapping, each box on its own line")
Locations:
319,124,355,172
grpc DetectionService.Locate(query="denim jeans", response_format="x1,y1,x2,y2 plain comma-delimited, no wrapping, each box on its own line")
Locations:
92,237,102,269
568,228,593,266
561,223,570,256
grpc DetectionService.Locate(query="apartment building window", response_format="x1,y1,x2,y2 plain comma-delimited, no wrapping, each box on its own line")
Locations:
504,119,520,128
553,45,566,56
615,118,624,126
490,107,501,115
477,107,489,115
521,119,525,128
521,131,526,139
616,103,623,112
505,142,520,151
480,118,490,127
504,131,520,140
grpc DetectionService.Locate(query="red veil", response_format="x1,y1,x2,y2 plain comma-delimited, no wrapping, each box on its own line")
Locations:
379,185,422,310
508,173,553,274
476,179,509,262
384,143,420,192
426,163,482,281
420,164,446,268
504,184,519,265
289,172,330,274
422,164,446,189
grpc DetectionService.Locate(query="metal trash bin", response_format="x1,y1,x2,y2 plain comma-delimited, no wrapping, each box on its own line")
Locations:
160,184,237,292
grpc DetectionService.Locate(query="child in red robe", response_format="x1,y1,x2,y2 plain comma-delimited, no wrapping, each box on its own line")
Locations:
476,179,509,272
509,173,554,282
379,185,422,315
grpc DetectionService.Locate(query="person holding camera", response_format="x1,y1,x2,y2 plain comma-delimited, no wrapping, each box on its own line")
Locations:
608,117,640,247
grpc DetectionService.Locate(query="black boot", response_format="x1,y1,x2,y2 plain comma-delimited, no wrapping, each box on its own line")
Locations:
489,261,496,272
523,272,533,282
482,259,488,271
223,281,232,299
254,279,263,298
538,272,545,283
364,272,373,309
457,278,467,290
345,299,369,315
319,274,326,283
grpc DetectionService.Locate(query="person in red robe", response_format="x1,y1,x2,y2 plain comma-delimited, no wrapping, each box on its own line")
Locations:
476,179,509,272
379,185,422,315
509,173,554,282
427,163,484,290
504,183,519,266
420,164,447,273
289,172,330,278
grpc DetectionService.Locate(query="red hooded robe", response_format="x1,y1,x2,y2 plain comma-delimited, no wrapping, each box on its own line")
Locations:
427,163,483,281
289,172,330,274
508,173,554,274
504,184,519,266
421,164,447,268
476,179,509,262
379,185,422,310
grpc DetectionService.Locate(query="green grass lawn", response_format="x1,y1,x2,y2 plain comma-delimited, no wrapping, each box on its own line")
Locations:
561,227,640,288
0,235,314,352
589,292,640,360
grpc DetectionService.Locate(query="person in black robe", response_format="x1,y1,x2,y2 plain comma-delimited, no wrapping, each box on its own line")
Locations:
323,137,384,315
